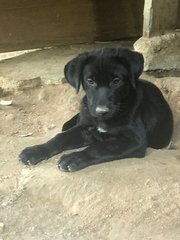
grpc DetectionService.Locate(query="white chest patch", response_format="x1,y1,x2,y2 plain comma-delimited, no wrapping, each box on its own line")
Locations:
97,127,107,133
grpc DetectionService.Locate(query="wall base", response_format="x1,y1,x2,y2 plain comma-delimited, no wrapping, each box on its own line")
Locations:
134,32,180,71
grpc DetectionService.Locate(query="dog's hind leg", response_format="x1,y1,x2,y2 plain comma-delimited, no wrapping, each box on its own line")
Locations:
62,114,79,131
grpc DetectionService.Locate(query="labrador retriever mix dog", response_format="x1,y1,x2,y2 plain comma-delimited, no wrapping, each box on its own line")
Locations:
19,48,173,172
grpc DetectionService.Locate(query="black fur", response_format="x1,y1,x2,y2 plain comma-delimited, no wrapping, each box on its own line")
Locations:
19,48,173,172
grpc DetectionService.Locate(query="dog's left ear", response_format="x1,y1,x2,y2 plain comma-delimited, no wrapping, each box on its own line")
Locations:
118,49,144,88
64,53,88,93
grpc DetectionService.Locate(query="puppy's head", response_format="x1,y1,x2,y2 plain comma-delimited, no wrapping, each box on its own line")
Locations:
64,48,144,120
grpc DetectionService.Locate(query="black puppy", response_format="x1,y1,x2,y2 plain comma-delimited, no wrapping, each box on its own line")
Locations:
19,48,173,172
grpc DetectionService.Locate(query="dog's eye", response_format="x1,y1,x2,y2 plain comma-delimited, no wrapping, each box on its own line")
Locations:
87,78,97,86
111,78,123,86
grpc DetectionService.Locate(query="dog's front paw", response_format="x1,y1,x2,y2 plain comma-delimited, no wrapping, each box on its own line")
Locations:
58,152,88,172
19,145,49,165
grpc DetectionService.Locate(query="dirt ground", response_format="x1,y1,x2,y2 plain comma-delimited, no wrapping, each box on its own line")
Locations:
0,44,180,240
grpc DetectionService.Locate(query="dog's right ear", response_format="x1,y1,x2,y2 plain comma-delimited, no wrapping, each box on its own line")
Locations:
117,48,144,89
64,53,88,93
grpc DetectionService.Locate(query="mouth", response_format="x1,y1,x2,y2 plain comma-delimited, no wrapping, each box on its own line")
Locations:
96,114,112,120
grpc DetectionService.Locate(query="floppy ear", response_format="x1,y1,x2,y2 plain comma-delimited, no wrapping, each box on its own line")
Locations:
117,49,144,88
64,53,88,93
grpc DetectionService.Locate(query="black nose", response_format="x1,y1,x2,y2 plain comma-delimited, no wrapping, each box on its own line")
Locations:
95,106,110,115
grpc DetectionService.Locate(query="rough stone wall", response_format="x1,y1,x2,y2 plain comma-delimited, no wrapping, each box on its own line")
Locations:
134,33,180,71
143,0,179,37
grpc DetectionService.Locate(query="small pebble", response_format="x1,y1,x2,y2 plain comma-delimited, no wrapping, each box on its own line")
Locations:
38,89,48,101
47,124,56,130
145,178,151,185
61,77,67,84
19,132,33,137
0,99,12,106
67,232,72,237
2,176,8,179
0,222,5,233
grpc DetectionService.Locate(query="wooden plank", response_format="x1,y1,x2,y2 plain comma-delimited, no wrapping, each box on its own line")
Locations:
94,0,144,40
0,0,96,52
0,0,144,52
177,2,180,29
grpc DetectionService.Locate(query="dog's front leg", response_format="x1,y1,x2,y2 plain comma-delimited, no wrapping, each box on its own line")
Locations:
19,125,96,165
58,136,147,172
